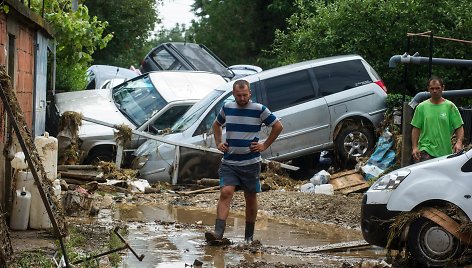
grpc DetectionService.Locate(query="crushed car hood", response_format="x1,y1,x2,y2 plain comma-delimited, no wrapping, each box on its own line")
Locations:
54,89,135,136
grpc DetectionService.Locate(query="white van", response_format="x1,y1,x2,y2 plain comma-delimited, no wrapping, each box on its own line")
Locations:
133,55,388,182
361,149,472,267
47,71,227,164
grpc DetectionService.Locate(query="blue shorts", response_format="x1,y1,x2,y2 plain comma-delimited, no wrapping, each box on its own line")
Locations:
219,162,261,193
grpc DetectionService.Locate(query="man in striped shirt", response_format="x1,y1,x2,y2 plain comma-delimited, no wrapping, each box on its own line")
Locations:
205,79,283,243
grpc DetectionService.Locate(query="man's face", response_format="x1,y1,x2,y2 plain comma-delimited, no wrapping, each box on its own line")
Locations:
428,80,444,99
233,85,251,106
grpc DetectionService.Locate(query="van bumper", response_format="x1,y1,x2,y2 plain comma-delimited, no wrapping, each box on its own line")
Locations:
361,195,401,249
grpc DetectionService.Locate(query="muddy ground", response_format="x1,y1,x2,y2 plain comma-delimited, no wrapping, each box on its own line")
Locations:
9,171,383,268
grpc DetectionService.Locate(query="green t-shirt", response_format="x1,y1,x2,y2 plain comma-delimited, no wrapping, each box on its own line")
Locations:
411,99,463,157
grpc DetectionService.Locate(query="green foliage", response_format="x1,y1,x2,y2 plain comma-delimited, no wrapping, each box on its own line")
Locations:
144,24,193,58
386,93,412,112
29,0,112,91
191,0,295,66
10,251,54,267
1,3,9,14
270,0,472,95
84,0,160,68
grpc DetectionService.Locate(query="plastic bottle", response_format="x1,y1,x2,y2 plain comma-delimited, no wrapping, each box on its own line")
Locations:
10,187,31,230
16,170,34,193
53,179,62,198
29,183,52,229
314,184,334,195
34,132,58,182
11,152,28,170
300,182,315,193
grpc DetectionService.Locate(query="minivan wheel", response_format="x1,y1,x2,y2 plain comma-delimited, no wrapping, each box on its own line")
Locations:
335,126,374,162
407,217,463,267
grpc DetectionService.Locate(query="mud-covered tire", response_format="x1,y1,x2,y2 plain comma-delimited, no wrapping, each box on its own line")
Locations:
407,217,463,267
335,125,374,162
84,149,115,165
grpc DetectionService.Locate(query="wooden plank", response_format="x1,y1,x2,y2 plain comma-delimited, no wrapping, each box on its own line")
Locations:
59,171,106,183
177,186,220,195
330,172,365,191
270,240,371,253
330,169,357,179
339,183,370,195
58,165,100,171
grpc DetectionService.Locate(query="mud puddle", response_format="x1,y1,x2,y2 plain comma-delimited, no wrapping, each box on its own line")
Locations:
101,203,386,267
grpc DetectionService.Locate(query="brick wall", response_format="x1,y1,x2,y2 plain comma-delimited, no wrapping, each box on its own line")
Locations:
16,25,34,128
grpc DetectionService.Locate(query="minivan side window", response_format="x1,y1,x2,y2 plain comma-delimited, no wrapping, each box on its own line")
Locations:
315,60,373,96
262,70,316,111
194,84,257,136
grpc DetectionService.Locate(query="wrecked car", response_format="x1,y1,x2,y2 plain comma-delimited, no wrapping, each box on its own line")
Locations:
47,71,227,164
133,54,388,183
361,149,472,267
85,65,139,90
139,42,262,80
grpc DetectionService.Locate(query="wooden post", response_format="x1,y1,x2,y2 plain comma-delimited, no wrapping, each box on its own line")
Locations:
401,101,414,167
115,144,123,170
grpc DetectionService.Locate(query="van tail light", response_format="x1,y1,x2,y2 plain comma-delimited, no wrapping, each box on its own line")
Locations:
375,80,387,93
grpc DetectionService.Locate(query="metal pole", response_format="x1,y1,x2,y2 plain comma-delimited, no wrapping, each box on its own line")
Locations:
403,35,410,104
429,31,433,77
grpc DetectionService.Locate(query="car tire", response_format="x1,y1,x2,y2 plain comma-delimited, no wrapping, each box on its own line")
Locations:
335,125,374,162
407,217,463,267
84,149,115,165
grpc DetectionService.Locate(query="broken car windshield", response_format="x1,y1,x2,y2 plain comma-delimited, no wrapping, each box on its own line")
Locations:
112,75,167,126
171,90,224,133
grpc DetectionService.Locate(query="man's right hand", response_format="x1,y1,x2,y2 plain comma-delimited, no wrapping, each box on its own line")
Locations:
217,142,228,152
412,147,421,161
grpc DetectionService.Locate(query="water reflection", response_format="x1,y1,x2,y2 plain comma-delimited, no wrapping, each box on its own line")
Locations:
112,203,374,267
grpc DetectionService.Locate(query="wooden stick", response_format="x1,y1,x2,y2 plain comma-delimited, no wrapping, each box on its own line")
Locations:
178,186,220,195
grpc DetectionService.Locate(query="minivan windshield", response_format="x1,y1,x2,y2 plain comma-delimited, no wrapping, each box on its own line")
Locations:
171,90,225,133
112,75,167,126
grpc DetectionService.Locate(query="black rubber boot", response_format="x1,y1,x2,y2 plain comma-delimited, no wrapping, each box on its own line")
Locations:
205,219,226,242
244,221,255,243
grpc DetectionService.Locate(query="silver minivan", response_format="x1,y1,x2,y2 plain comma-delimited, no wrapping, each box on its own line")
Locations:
48,71,227,164
133,55,388,182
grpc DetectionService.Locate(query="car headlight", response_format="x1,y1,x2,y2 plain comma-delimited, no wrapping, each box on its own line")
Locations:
132,154,149,169
371,169,410,190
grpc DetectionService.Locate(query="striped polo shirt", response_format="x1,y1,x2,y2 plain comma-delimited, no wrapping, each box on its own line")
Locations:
215,101,279,166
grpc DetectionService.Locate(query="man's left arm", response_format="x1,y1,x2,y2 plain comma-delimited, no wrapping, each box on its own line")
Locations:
451,103,464,153
250,120,283,152
453,126,464,153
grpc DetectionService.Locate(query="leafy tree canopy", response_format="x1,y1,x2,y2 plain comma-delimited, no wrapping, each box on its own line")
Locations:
270,0,472,94
191,0,296,67
29,0,112,91
84,0,161,68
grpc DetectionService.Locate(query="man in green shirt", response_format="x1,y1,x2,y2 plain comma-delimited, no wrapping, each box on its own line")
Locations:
411,76,464,163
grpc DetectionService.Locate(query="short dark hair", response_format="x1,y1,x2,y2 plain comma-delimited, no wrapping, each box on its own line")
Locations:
233,79,250,91
428,75,444,87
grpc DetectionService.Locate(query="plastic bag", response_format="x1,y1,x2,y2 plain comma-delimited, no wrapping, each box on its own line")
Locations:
310,170,331,185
